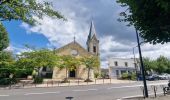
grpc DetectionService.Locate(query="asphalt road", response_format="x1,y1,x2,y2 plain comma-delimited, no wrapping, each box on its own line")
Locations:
0,81,168,100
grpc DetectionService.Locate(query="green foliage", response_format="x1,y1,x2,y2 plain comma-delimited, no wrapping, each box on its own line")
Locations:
81,56,100,69
0,78,17,85
143,56,170,74
94,72,100,78
58,55,80,81
156,56,169,74
33,77,43,84
0,0,65,51
0,78,11,85
0,51,14,68
121,73,129,80
121,72,136,80
18,49,59,69
117,0,170,44
59,55,80,70
14,69,33,78
143,58,157,73
0,0,65,24
0,23,9,51
131,72,137,80
0,51,15,78
81,56,100,81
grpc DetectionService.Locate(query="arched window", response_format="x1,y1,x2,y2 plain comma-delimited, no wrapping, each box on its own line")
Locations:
93,46,96,53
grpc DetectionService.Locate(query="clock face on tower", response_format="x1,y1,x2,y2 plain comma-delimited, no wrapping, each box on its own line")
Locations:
71,49,78,56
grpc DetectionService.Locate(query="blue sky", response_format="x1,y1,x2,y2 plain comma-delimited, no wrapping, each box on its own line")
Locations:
4,0,170,68
3,21,49,49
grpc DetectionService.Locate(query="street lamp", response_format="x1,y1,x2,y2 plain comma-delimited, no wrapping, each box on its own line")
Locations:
135,29,148,97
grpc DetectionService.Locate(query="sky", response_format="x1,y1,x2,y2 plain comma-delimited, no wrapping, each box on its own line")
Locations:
4,0,170,68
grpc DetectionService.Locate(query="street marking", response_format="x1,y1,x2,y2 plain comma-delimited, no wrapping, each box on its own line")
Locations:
73,88,98,92
0,95,9,97
119,92,163,99
72,90,88,92
121,94,143,99
24,91,60,95
87,89,98,91
108,85,142,89
108,82,167,90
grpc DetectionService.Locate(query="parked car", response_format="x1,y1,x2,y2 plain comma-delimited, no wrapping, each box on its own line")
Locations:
146,74,159,81
158,73,170,80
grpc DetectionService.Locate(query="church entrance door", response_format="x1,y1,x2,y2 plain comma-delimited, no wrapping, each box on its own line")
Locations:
69,70,76,78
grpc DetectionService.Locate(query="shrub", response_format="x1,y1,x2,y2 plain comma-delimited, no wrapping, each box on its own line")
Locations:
131,72,137,80
0,78,17,85
94,72,100,78
121,72,137,80
121,73,129,80
33,77,43,84
15,69,33,78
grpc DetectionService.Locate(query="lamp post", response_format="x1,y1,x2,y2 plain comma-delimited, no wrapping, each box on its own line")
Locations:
135,29,148,97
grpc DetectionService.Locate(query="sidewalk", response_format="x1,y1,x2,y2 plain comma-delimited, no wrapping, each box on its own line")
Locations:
123,95,170,100
146,95,170,100
0,79,136,89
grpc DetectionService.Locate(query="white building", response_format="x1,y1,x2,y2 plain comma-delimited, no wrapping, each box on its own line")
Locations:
109,58,139,79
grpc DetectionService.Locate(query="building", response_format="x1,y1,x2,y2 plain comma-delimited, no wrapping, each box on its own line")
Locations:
109,58,139,79
50,21,100,80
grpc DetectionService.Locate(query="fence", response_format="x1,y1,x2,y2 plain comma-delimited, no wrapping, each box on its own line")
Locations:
0,78,134,89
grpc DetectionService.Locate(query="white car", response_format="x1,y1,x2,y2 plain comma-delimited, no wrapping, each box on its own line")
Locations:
158,73,170,80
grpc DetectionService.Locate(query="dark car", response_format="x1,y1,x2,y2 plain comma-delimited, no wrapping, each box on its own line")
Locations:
146,74,159,81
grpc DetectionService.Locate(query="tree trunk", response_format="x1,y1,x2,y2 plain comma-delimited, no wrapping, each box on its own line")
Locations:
87,67,90,80
63,67,69,83
84,67,93,82
66,67,68,79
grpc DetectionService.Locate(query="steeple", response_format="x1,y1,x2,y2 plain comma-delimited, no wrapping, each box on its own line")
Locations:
87,21,97,41
86,21,99,56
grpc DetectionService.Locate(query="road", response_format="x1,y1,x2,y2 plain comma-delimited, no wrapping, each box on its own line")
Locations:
0,81,168,100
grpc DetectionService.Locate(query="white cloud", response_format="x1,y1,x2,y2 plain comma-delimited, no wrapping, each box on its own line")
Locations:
5,45,31,55
20,0,170,68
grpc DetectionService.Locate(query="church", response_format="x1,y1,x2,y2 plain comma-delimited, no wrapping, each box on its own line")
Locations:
51,21,100,80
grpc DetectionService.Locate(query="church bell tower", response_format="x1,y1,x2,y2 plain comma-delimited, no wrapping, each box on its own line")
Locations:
86,21,99,56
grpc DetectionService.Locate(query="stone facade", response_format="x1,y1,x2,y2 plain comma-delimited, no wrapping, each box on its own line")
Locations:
52,21,99,80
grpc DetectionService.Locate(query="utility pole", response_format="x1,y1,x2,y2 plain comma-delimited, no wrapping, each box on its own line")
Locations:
135,29,148,97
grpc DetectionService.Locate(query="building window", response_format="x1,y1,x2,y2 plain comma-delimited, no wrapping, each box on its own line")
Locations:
114,61,118,66
93,46,96,53
125,62,128,67
42,67,47,71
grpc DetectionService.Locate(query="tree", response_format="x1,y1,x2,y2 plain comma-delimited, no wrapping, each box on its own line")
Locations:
143,57,157,75
81,56,100,82
0,23,9,51
18,49,59,77
58,55,80,82
156,56,169,74
0,51,15,78
117,0,170,44
0,0,64,24
0,0,65,50
0,51,14,69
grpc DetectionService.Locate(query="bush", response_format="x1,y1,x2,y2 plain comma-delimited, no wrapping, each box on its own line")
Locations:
33,77,43,84
121,73,129,80
15,69,33,78
131,72,137,80
121,72,137,80
0,78,17,85
94,72,100,78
